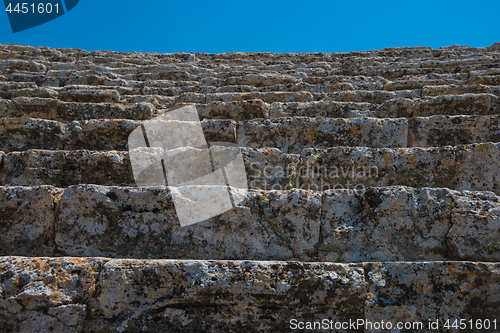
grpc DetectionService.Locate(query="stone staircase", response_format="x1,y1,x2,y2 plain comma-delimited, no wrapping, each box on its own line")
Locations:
0,43,500,332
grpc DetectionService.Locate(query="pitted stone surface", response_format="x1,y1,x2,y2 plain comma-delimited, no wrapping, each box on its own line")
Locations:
238,117,408,153
1,43,500,332
0,184,496,262
364,262,500,332
0,186,62,256
1,257,498,333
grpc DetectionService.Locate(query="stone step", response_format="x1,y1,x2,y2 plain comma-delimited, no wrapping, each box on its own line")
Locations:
1,185,499,262
2,143,498,194
239,115,500,153
4,71,132,88
3,48,496,71
270,93,500,119
1,257,497,333
346,56,498,78
1,97,154,121
376,93,500,117
422,84,500,97
2,91,500,124
1,42,499,333
383,78,466,91
317,88,422,103
0,117,236,152
470,75,500,86
1,42,493,59
3,69,498,102
408,115,500,147
238,117,407,153
2,115,499,153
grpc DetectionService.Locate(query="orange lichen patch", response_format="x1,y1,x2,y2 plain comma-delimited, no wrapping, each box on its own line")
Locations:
4,258,101,306
478,212,487,217
390,278,398,286
71,258,91,266
258,194,270,202
380,151,395,164
264,147,275,155
306,135,316,141
445,263,457,274
366,292,373,299
417,284,424,294
406,153,417,166
466,284,475,292
13,275,21,285
471,145,491,159
308,128,314,133
463,269,476,279
339,83,351,90
416,283,433,295
350,126,360,135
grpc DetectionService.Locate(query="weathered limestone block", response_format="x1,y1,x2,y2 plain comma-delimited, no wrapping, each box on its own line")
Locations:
306,75,387,91
55,186,322,260
0,186,62,256
422,84,500,97
448,191,500,261
410,94,500,116
215,84,257,93
323,89,421,104
4,97,154,121
55,185,178,258
377,94,500,117
0,144,482,193
11,87,59,99
206,91,314,104
1,258,498,332
0,118,65,152
0,257,101,332
455,143,500,193
1,150,132,187
63,119,138,151
0,82,37,97
238,117,408,153
383,78,464,91
469,75,500,86
409,115,500,147
224,73,299,86
299,146,455,191
89,260,365,332
59,86,121,103
365,262,500,330
269,101,376,119
319,187,455,262
50,183,500,262
197,99,269,120
120,94,161,108
61,118,234,151
173,92,206,104
201,119,237,144
239,147,300,191
0,258,366,333
0,59,47,73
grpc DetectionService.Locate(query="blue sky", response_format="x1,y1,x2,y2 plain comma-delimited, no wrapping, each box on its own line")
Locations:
1,0,499,53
